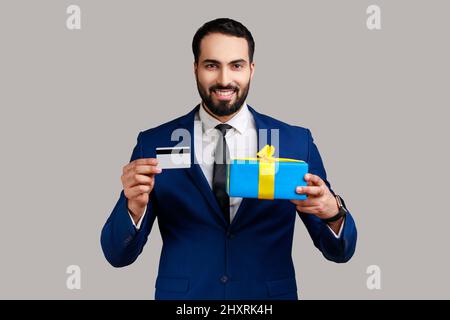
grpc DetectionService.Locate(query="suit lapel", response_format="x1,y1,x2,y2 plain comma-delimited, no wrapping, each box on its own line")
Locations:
177,105,227,226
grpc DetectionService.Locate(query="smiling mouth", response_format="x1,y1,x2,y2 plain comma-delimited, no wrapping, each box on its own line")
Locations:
212,89,236,101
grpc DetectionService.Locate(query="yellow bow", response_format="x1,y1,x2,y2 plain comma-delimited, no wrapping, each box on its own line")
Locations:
257,145,276,161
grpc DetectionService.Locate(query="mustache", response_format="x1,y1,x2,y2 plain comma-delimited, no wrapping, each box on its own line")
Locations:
209,85,239,92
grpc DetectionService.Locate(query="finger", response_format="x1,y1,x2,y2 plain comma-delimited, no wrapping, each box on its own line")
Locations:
291,199,320,211
304,174,325,187
133,158,159,166
134,165,162,175
124,158,159,173
123,173,155,188
123,165,161,179
290,199,310,206
131,174,154,187
295,206,318,215
291,198,320,208
125,184,152,199
296,186,324,197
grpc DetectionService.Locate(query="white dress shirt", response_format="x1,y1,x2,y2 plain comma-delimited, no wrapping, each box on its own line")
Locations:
194,102,257,222
129,102,343,237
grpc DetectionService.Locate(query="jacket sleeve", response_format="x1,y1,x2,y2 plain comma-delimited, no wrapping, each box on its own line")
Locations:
100,132,158,267
297,129,357,263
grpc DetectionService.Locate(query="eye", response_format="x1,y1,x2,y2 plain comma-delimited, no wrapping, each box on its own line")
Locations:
233,64,243,69
205,64,217,69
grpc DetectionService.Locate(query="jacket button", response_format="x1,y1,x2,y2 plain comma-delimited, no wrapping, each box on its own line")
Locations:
220,275,228,283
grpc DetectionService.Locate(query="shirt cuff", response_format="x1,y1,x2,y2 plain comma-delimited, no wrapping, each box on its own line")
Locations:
327,217,345,238
128,208,146,230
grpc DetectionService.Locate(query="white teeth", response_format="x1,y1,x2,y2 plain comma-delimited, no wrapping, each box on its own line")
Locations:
215,90,234,96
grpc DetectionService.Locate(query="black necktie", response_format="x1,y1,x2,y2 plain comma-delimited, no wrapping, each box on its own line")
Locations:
213,123,233,224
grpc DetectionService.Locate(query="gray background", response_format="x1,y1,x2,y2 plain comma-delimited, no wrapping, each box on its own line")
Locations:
0,0,449,299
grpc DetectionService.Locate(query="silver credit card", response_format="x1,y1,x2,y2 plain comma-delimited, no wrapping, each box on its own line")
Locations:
156,146,191,169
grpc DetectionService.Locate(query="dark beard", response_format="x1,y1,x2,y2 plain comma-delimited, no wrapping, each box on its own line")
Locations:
196,77,251,117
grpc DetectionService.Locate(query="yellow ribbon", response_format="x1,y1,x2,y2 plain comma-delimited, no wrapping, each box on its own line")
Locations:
231,145,304,200
256,145,275,199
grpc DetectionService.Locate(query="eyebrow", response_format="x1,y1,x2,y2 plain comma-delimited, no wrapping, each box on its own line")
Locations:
202,59,247,65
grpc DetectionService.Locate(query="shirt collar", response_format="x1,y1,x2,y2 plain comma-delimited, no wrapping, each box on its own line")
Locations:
198,101,250,135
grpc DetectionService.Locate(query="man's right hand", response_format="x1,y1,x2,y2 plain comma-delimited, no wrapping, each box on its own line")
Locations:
121,158,162,223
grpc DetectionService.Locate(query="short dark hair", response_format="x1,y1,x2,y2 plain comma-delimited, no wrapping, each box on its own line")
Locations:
192,18,255,63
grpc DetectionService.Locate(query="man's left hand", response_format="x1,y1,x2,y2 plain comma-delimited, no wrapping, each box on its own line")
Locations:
290,173,339,220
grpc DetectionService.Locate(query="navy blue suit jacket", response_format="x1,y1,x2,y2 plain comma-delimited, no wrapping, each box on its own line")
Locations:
101,105,357,300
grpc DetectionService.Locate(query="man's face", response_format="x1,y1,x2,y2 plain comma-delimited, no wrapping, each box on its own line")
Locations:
194,33,255,117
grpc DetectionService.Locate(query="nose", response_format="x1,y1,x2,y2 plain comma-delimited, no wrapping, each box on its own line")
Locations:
217,68,231,87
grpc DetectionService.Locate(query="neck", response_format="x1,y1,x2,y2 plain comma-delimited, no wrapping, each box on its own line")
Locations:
201,102,241,123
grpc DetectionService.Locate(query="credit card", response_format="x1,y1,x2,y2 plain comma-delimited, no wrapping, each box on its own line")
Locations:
156,146,191,169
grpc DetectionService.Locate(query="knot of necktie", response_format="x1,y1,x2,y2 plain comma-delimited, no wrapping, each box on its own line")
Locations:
215,123,233,136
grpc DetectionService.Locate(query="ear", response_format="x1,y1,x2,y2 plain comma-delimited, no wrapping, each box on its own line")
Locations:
193,61,198,74
250,62,255,81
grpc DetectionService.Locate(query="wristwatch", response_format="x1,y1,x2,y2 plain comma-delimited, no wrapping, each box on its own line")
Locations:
321,194,348,223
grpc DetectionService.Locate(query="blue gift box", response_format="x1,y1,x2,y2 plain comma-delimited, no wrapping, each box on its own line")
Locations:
226,145,308,200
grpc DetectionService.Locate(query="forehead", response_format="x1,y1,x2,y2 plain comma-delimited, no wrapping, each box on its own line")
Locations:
199,33,249,63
